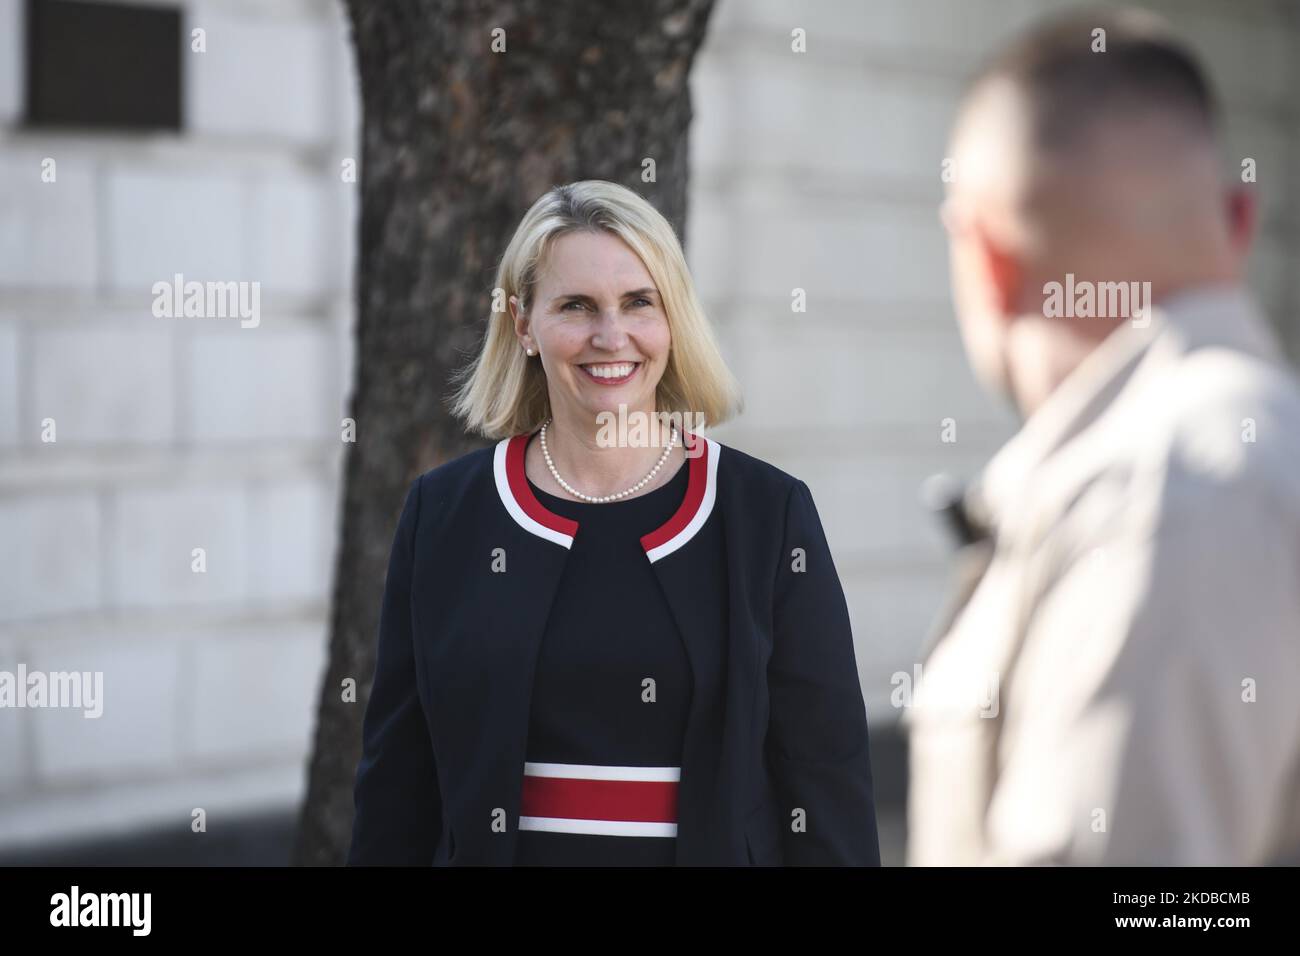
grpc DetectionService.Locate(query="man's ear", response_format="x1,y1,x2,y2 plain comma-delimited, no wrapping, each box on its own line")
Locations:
973,221,1023,325
1225,185,1256,260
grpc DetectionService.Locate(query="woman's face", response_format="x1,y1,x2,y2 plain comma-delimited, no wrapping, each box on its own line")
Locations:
513,230,671,428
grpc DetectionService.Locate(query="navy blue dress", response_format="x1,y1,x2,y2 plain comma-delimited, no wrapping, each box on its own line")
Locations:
514,457,693,866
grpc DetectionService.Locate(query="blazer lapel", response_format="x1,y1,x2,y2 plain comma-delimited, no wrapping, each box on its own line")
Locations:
436,435,577,865
469,530,570,865
640,434,731,864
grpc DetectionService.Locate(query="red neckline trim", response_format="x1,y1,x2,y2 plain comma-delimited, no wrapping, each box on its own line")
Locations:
640,431,708,554
501,430,709,553
504,432,579,539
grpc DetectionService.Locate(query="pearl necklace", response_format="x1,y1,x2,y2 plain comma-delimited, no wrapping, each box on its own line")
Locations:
539,417,678,503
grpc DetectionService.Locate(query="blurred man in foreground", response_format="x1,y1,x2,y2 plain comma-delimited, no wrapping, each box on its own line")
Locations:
906,8,1300,865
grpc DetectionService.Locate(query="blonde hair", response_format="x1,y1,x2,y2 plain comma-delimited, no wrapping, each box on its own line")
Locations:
450,180,742,439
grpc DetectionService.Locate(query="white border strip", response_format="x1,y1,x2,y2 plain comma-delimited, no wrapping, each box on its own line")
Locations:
645,437,720,564
493,438,574,549
519,817,678,837
523,762,681,782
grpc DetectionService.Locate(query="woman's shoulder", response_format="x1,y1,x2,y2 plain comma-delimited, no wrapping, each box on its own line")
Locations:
411,441,498,499
706,434,804,501
708,437,835,543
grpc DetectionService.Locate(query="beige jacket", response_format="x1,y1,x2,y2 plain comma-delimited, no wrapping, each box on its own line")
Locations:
905,285,1300,865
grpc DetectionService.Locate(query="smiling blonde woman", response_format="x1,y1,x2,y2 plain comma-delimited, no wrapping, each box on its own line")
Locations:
347,180,881,867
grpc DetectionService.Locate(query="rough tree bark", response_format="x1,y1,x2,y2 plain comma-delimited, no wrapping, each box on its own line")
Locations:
294,0,717,865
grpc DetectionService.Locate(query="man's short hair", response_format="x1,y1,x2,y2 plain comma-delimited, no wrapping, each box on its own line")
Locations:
964,7,1220,151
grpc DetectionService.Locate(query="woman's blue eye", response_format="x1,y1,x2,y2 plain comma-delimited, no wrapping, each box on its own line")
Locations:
561,298,652,311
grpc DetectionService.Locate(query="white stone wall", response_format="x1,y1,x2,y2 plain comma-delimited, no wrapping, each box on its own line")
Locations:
0,0,358,850
0,0,1295,853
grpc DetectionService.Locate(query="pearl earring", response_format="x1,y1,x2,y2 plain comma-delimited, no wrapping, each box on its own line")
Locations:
525,347,535,356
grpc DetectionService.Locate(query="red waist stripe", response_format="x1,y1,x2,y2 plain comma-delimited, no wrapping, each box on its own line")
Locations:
520,775,678,824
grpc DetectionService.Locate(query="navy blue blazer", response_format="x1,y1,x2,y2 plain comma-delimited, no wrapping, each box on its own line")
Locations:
347,430,881,866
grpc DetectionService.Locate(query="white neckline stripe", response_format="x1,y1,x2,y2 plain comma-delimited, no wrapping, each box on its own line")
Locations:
645,437,720,564
493,439,574,549
493,433,720,556
523,762,681,782
520,816,678,837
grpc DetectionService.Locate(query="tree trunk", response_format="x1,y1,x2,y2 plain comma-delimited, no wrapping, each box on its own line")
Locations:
294,0,717,865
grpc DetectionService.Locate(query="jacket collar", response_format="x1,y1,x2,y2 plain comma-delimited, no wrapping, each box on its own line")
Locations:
492,429,719,562
976,283,1277,533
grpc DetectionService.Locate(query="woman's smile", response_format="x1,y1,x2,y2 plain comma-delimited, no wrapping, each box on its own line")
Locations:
578,361,641,385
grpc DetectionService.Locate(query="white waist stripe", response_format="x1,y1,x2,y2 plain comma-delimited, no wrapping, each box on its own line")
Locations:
519,816,678,837
523,762,681,782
